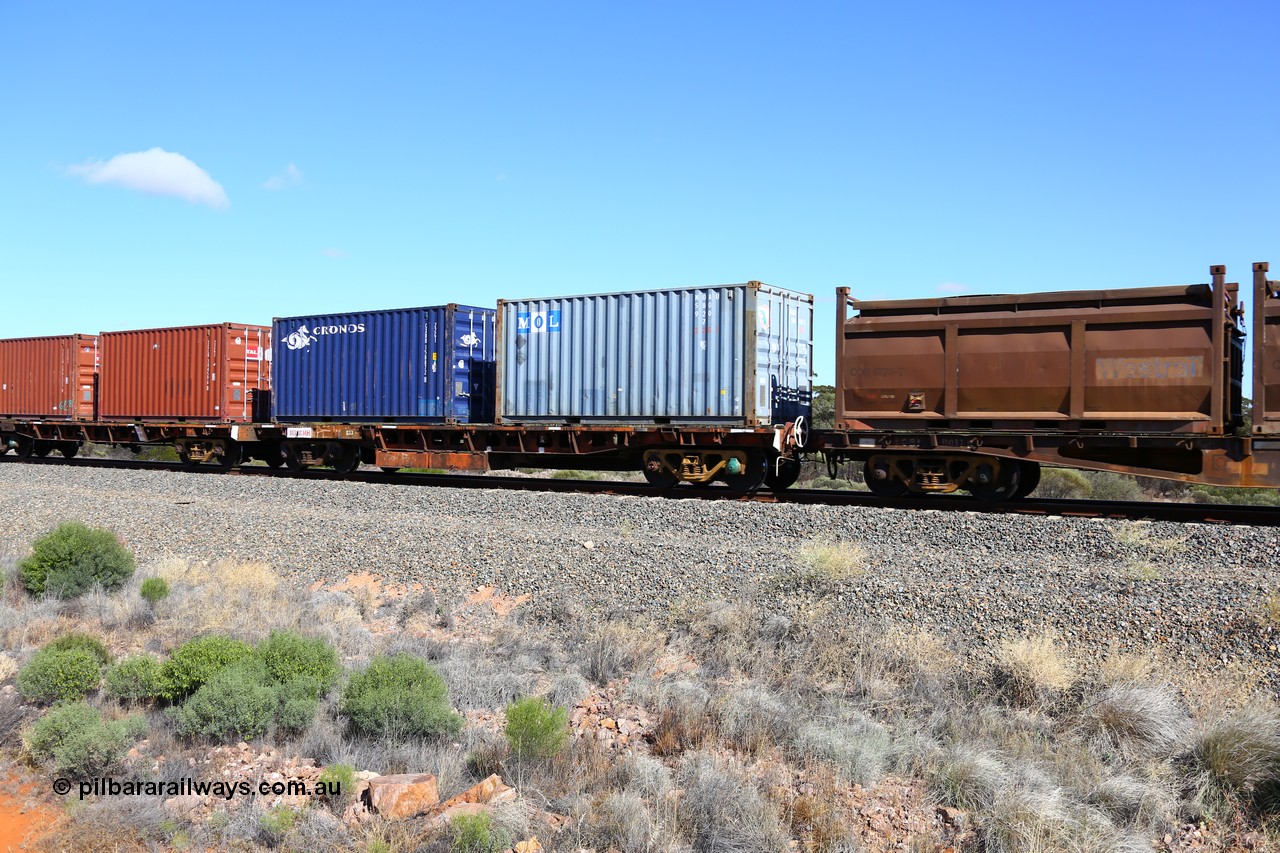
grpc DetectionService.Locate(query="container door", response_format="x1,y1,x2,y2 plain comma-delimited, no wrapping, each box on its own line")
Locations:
753,286,813,424
447,307,496,422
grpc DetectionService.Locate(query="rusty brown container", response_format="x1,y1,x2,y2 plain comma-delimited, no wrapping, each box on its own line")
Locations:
99,324,271,422
836,266,1244,434
1255,262,1280,434
0,335,98,420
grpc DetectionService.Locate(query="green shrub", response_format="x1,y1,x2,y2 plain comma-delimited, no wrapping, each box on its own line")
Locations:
1087,471,1145,502
172,658,277,741
274,676,323,734
139,577,170,605
161,634,254,700
317,763,356,808
104,655,165,704
1034,468,1093,499
43,633,112,668
340,653,462,739
451,811,510,853
1189,485,1280,507
19,522,135,598
504,696,569,759
18,648,103,703
256,630,340,692
25,701,147,776
258,806,298,844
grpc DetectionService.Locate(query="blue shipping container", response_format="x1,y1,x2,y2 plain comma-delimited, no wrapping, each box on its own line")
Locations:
497,282,812,424
272,305,496,422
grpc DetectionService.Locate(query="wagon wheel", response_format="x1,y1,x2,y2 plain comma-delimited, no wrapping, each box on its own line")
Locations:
262,444,284,468
967,462,1022,502
176,445,199,469
642,454,679,488
724,451,767,494
764,456,802,491
863,461,908,498
33,443,51,458
59,442,79,459
330,444,361,475
282,444,306,473
11,435,35,460
1011,461,1041,499
216,441,242,471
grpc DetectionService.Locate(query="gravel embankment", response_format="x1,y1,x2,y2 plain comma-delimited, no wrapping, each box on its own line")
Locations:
1,464,1277,672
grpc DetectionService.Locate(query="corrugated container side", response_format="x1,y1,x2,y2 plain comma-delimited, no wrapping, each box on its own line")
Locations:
837,279,1243,433
99,324,270,422
271,305,496,422
497,283,812,425
0,335,98,420
1257,263,1280,433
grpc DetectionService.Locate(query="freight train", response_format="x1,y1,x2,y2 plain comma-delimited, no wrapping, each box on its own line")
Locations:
1,264,1277,499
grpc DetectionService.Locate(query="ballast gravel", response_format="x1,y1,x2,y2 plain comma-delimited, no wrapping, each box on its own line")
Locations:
1,464,1277,674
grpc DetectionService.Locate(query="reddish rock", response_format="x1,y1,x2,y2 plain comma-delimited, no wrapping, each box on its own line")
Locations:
438,774,515,809
366,773,440,819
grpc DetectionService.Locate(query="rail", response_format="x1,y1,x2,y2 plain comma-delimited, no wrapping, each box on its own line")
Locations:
3,455,1278,527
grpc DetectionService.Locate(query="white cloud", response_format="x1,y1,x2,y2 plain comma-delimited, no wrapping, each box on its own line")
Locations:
320,248,348,259
66,148,229,210
936,282,970,294
263,163,303,190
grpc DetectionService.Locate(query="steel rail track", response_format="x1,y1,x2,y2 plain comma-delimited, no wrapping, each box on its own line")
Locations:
3,455,1278,527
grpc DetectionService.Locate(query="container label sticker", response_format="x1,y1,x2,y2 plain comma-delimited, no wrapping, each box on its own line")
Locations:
516,310,561,334
1095,355,1203,381
246,345,261,360
286,427,314,438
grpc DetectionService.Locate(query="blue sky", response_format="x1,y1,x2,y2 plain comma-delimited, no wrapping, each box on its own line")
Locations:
1,2,1276,385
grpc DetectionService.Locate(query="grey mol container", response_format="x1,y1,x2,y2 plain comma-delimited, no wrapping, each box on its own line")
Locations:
497,282,812,424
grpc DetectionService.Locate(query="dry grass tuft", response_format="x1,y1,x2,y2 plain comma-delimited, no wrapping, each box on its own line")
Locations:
1190,703,1280,796
0,651,16,683
717,685,794,756
797,539,867,583
783,762,856,852
1089,684,1188,758
677,752,789,853
1261,587,1280,627
155,559,304,642
582,621,663,685
41,796,171,852
1098,651,1162,687
1088,773,1175,827
931,746,1010,812
1111,523,1186,581
994,634,1078,707
1182,662,1270,720
646,681,716,758
795,717,891,787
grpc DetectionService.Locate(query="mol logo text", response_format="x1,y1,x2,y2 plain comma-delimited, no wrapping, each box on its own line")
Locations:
516,310,560,334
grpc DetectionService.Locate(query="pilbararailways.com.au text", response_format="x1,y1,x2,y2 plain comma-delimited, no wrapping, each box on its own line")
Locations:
53,777,339,801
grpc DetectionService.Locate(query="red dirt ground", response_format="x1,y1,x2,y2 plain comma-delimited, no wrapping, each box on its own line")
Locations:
0,774,58,852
